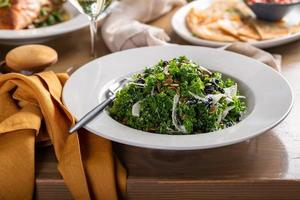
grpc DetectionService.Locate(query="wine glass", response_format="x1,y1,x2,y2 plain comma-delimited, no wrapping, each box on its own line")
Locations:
69,0,111,57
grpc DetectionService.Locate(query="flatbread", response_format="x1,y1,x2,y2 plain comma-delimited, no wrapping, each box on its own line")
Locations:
251,20,291,40
188,21,239,42
185,0,300,42
289,24,300,34
203,0,253,18
218,19,261,41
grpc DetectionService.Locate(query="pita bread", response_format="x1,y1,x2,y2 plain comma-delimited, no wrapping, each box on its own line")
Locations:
187,21,239,42
251,20,291,40
185,0,300,42
218,19,261,40
289,24,300,34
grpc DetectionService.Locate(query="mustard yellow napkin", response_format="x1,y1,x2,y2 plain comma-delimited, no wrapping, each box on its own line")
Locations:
0,71,126,200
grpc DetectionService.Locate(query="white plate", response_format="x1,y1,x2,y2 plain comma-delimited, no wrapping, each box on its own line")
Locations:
63,45,293,150
172,0,300,48
0,1,111,45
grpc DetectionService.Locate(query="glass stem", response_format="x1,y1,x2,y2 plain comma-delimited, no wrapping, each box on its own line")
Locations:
89,17,98,57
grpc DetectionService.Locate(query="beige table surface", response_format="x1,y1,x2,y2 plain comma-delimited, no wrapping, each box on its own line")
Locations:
1,8,300,200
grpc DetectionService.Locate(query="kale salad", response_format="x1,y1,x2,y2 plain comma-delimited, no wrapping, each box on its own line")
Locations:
109,56,246,135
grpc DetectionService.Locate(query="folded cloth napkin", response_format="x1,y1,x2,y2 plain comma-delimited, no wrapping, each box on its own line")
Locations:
0,72,126,200
220,42,282,71
102,0,186,52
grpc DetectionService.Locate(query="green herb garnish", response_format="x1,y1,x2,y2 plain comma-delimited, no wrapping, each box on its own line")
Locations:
35,9,65,28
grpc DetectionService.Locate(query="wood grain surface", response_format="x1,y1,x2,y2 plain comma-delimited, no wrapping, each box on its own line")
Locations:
1,7,300,200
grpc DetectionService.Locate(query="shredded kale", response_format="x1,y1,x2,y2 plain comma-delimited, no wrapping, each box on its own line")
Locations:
109,56,246,134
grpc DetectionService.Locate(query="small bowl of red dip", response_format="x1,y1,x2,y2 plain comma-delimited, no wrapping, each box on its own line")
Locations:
246,0,300,21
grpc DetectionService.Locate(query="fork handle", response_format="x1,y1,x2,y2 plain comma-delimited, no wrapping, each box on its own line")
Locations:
69,95,115,133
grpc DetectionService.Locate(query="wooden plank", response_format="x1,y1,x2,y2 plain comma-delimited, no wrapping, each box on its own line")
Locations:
127,179,300,200
34,177,300,200
35,180,72,200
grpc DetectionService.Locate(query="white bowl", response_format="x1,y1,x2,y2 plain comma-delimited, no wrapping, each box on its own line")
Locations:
0,1,109,45
63,45,293,150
